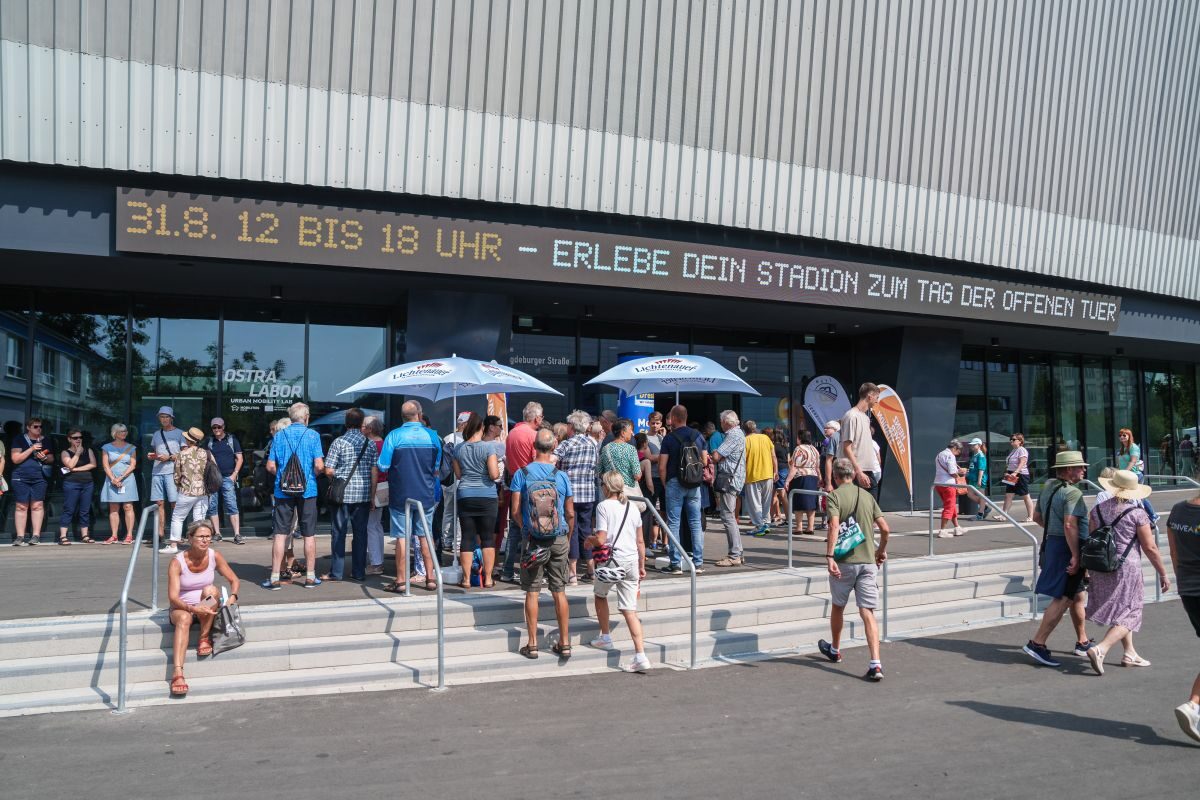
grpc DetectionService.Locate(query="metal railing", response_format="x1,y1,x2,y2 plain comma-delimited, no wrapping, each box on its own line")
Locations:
114,505,163,715
929,482,1040,617
785,487,832,570
628,494,697,669
402,499,446,692
1144,473,1200,490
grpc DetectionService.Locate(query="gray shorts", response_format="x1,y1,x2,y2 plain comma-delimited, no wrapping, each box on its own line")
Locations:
829,562,879,609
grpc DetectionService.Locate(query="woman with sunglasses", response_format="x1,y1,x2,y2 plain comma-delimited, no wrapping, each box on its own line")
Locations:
9,417,54,545
59,428,98,544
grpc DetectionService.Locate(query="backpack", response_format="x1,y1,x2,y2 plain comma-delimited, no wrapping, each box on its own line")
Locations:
673,429,704,488
1081,503,1138,573
520,466,562,541
276,430,308,497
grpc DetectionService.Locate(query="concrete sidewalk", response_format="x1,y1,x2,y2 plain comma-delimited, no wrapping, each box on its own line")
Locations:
2,488,1191,621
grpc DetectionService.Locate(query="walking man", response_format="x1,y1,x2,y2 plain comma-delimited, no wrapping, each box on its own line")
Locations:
206,417,243,544
323,407,376,582
711,410,747,567
1021,450,1093,667
375,400,442,592
742,420,775,537
818,457,890,680
263,403,325,589
1167,489,1200,743
512,428,575,659
658,404,709,574
841,383,881,496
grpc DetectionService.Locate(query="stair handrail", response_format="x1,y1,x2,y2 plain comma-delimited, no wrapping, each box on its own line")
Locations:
627,494,696,669
114,504,162,715
403,499,446,692
785,487,833,570
929,482,1040,618
1143,473,1200,490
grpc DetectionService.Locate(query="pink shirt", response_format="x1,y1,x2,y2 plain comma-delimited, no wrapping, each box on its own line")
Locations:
505,422,537,477
176,551,215,605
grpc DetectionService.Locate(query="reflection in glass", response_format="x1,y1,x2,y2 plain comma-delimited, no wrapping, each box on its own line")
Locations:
1019,353,1053,479
1143,364,1172,476
1052,355,1083,454
986,349,1019,493
307,322,387,439
1083,357,1113,480
1172,364,1197,479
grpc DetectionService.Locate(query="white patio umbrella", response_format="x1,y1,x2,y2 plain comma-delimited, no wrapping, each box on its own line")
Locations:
584,352,760,403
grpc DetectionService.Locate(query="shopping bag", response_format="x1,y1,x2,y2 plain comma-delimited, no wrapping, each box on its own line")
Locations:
211,588,246,656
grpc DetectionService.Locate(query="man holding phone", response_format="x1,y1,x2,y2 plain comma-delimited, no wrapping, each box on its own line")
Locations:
146,406,186,548
9,417,54,545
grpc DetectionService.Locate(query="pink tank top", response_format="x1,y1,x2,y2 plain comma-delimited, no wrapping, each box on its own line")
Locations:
176,551,216,605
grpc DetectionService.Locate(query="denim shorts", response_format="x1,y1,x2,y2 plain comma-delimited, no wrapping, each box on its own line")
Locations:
389,504,435,543
150,473,178,502
207,475,240,516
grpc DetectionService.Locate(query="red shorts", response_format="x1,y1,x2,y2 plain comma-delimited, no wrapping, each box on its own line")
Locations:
936,486,959,520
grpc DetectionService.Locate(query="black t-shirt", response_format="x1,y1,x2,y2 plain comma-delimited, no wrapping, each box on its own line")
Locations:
61,447,94,483
660,426,707,483
1167,500,1200,596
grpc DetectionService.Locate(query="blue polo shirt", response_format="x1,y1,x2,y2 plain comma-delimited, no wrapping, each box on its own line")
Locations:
378,421,443,510
268,424,323,499
207,434,242,477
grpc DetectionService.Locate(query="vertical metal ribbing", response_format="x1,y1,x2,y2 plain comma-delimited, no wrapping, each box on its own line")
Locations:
1076,0,1115,286
999,0,1034,271
693,0,718,225
1057,0,1093,282
1097,0,1142,288
360,0,379,191
579,0,598,211
610,0,632,214
418,0,436,195
784,0,809,235
633,0,654,216
400,0,417,191
852,0,876,246
523,0,544,207
1161,2,1200,294
593,0,616,211
898,0,925,255
1125,3,1172,282
657,0,679,219
836,0,862,244
926,0,961,258
955,0,986,262
880,0,907,250
767,0,791,232
546,0,565,207
560,0,581,208
675,0,698,222
755,0,779,232
1027,0,1069,280
818,0,842,242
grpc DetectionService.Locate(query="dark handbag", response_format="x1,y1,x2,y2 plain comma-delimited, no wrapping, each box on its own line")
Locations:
210,600,246,655
203,450,223,495
326,438,372,505
592,503,631,565
713,443,743,494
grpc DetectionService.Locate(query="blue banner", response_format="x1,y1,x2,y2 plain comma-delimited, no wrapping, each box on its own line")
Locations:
617,352,656,432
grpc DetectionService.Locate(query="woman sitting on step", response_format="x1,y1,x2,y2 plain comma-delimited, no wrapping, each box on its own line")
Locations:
167,520,241,697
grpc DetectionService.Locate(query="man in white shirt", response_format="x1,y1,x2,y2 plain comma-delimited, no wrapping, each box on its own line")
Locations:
840,383,881,497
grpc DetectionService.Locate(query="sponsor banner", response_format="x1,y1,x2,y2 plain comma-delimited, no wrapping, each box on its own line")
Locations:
803,376,851,431
487,393,508,440
391,361,455,380
617,353,655,432
871,384,913,502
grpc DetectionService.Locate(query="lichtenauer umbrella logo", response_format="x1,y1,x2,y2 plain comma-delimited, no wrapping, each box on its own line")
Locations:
392,361,454,380
479,362,526,382
631,357,700,374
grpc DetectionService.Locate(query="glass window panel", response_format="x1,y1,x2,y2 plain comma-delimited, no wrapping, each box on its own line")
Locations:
694,329,789,439
1019,352,1054,481
1052,355,1084,454
1111,358,1141,462
0,291,32,533
954,345,987,447
792,338,855,440
986,349,1019,493
1143,363,1171,478
307,321,388,438
1172,364,1197,478
1083,356,1113,481
221,312,306,457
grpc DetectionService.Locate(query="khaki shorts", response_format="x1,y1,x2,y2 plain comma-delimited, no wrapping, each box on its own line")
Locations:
593,559,641,611
829,562,879,609
521,534,569,593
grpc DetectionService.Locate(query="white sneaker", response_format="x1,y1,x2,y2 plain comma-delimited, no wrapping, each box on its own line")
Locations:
158,543,178,554
590,634,613,649
953,527,965,537
937,531,954,539
623,654,651,673
1176,701,1200,744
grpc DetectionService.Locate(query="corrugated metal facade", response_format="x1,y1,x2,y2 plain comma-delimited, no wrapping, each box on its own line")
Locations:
1,0,1197,300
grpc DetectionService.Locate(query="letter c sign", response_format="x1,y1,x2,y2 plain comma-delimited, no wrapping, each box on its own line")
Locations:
737,356,749,374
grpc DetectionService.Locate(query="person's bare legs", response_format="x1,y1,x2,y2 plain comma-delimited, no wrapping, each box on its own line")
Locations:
1069,594,1089,644
829,603,846,649
270,533,288,577
1188,672,1200,705
524,591,540,648
303,535,316,578
481,546,496,585
805,510,817,533
596,594,611,635
1022,495,1035,522
394,537,408,584
108,504,121,541
229,513,240,538
29,501,44,537
860,607,881,662
1031,595,1072,646
1092,623,1132,665
569,557,578,580
169,609,192,687
155,499,167,538
552,590,570,644
197,585,218,641
208,515,221,540
457,549,473,585
14,502,28,539
620,608,645,653
123,503,135,538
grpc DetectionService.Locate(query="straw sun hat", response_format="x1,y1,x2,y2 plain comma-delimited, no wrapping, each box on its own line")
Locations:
1099,469,1153,501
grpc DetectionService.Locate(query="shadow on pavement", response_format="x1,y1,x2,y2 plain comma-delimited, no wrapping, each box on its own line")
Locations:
946,700,1193,748
900,633,1092,671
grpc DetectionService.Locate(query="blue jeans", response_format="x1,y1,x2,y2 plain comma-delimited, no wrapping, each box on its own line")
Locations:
207,475,239,517
330,501,369,580
503,524,526,579
665,478,703,567
60,480,94,529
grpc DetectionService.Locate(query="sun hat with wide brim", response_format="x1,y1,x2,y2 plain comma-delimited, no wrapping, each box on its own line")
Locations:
183,427,205,444
1051,450,1088,469
1099,469,1153,501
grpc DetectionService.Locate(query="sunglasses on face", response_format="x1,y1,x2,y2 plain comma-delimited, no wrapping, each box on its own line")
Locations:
69,436,82,440
29,424,42,429
211,425,224,430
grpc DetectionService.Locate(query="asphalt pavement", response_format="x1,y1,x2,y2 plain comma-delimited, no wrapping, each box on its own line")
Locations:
3,601,1196,799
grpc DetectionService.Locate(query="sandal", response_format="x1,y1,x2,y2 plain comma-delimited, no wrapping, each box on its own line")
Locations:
197,637,213,657
57,536,71,546
102,536,117,545
552,641,572,659
80,535,96,544
381,581,407,594
170,670,188,697
519,644,539,659
420,578,438,591
1122,655,1152,667
482,580,495,589
457,581,471,590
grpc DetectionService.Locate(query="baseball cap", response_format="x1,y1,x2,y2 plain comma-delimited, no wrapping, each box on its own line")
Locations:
968,437,983,446
210,417,225,427
156,406,175,418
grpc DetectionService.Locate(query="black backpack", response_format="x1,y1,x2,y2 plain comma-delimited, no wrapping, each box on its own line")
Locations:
673,429,704,488
1081,504,1138,573
277,430,308,497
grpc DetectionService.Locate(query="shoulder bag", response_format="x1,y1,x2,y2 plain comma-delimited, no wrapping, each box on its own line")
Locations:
832,489,867,561
713,440,743,494
594,502,633,583
326,437,372,505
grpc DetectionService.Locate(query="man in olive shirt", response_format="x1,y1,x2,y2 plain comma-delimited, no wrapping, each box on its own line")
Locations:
817,457,890,681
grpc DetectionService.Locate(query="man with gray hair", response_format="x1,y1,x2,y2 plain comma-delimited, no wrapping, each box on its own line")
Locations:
263,402,325,590
373,400,442,592
711,410,747,567
818,457,890,680
554,410,600,584
599,409,618,447
500,401,544,582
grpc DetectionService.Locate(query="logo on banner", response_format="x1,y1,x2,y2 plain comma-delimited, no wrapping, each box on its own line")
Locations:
631,357,699,374
802,376,851,430
479,362,525,382
392,361,454,380
871,383,914,503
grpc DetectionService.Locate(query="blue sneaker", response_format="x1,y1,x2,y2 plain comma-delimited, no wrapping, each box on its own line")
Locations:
752,525,771,538
865,665,884,681
1022,640,1061,667
260,578,282,591
818,639,843,663
301,577,323,588
1073,639,1096,657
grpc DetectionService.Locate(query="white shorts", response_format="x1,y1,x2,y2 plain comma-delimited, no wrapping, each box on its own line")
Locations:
594,559,641,612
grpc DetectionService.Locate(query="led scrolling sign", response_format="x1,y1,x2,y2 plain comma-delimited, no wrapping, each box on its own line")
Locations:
115,188,1121,332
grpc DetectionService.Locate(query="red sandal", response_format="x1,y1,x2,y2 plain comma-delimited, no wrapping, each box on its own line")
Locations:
196,637,213,657
170,670,188,697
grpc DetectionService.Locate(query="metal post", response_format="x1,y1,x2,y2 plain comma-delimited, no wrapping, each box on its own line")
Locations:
630,495,696,669
114,505,159,715
928,484,936,556
1153,526,1162,603
402,503,412,598
880,557,890,642
406,499,446,691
